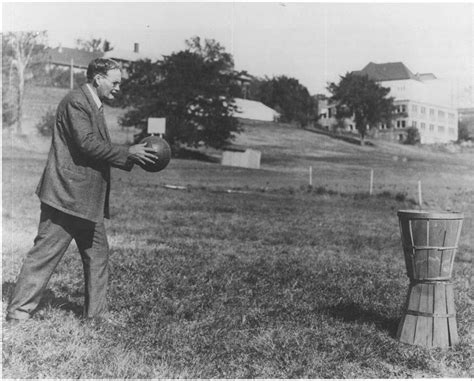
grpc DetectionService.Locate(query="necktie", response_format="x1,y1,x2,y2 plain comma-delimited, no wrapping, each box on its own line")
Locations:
98,106,110,140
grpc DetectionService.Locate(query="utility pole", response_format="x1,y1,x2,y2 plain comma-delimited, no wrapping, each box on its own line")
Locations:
70,59,74,90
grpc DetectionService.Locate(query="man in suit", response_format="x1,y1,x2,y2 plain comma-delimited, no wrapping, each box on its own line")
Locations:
6,58,157,324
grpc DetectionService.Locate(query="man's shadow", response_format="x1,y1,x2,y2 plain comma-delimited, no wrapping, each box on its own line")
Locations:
323,301,400,337
2,281,83,318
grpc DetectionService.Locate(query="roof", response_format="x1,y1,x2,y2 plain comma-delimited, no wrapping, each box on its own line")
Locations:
353,62,419,82
46,46,155,68
103,49,156,62
416,73,437,81
233,98,280,122
46,47,104,69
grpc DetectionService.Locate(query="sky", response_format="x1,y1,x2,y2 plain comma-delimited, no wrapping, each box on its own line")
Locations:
2,2,473,104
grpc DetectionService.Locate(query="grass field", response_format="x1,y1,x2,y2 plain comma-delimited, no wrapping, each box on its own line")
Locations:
2,86,473,378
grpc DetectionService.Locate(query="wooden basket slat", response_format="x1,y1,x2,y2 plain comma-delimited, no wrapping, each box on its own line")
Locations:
446,283,459,345
432,283,450,347
427,249,442,279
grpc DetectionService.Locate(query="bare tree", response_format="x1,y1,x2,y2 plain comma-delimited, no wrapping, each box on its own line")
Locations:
3,31,47,134
76,37,113,52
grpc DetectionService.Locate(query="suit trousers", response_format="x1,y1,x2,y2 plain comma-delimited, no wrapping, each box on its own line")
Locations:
7,203,109,320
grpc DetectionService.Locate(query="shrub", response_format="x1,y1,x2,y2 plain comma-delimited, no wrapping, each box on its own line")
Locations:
2,99,17,128
404,127,420,145
458,121,471,141
377,190,393,198
36,108,56,136
395,192,407,202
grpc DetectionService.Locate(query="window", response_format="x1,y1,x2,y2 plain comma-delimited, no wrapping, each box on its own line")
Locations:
429,109,435,116
401,120,406,128
412,121,417,128
429,124,434,132
421,107,426,114
448,113,455,124
420,122,426,130
438,110,445,119
438,125,445,133
396,120,400,128
449,128,455,135
401,105,406,113
412,105,418,113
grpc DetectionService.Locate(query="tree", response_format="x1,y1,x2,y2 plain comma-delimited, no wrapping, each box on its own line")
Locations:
250,76,317,127
327,72,395,145
405,127,421,145
2,31,47,134
119,37,242,149
458,120,472,141
76,37,113,52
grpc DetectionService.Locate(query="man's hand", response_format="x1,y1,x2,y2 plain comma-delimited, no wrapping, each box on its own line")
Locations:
128,143,158,165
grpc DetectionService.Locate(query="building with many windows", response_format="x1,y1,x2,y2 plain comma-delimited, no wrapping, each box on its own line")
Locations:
319,62,459,144
389,99,458,143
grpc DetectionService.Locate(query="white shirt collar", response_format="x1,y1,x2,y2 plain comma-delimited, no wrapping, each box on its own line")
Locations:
86,83,103,110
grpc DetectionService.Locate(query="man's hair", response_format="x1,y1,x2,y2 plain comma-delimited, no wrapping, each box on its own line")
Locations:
86,58,120,82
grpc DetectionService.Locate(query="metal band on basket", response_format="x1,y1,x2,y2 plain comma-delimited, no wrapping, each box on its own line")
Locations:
403,245,458,251
409,279,453,284
405,309,456,318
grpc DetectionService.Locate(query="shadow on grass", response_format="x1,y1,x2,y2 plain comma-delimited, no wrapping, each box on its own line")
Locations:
304,126,376,147
174,147,221,163
2,281,83,318
324,301,399,338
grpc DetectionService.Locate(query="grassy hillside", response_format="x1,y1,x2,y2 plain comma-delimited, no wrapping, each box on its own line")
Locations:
7,86,474,203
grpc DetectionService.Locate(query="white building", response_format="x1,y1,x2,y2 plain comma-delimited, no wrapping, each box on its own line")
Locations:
354,62,459,144
319,62,459,144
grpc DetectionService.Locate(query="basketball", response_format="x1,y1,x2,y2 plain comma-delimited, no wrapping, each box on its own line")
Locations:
139,135,171,172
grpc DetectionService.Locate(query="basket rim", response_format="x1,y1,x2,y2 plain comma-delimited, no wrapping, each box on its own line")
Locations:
397,209,464,219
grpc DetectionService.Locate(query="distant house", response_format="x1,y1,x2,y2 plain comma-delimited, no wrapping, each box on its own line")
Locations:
317,97,356,133
234,73,255,100
319,62,459,144
46,46,103,73
46,43,153,75
103,43,156,75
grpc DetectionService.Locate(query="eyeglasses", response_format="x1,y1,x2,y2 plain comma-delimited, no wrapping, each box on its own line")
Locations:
101,75,121,88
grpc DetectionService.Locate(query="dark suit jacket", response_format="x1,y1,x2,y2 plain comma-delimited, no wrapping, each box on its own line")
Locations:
36,84,132,223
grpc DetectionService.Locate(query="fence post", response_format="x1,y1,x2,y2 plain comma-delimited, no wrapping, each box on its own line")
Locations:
418,180,423,208
369,169,374,195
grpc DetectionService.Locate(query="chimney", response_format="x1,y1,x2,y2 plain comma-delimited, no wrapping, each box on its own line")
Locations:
134,43,139,53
